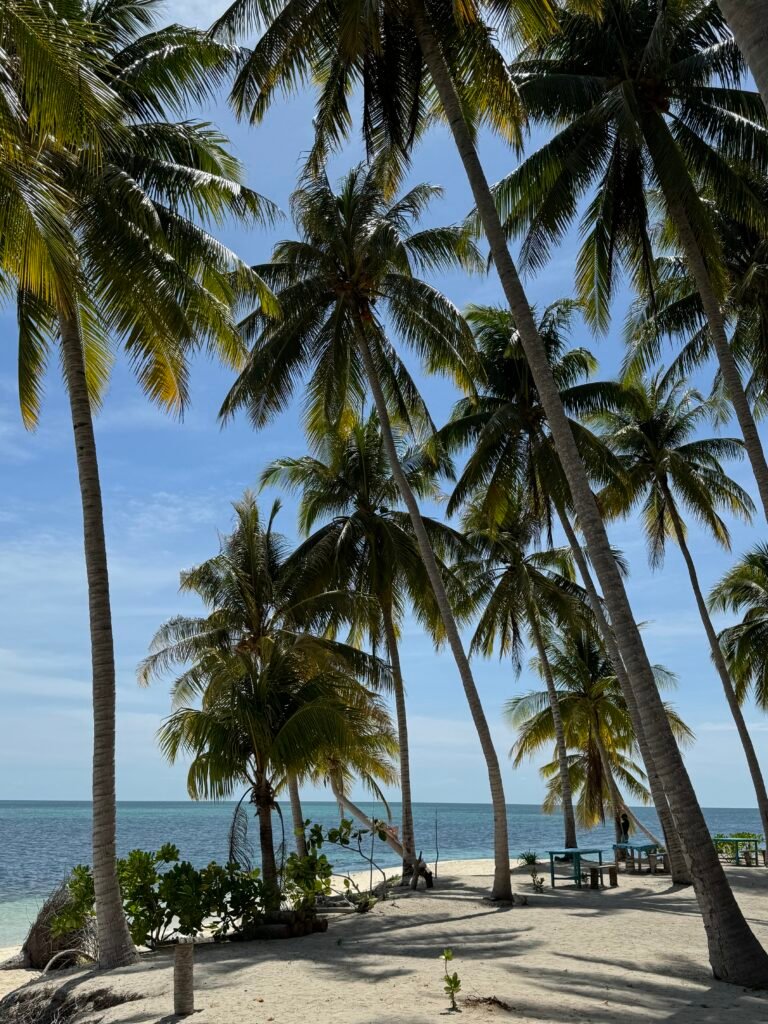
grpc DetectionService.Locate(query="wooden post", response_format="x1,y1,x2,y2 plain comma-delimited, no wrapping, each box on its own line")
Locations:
660,852,670,873
589,867,599,889
762,848,767,866
628,850,635,874
648,853,657,873
608,865,618,887
174,939,194,1017
744,849,753,867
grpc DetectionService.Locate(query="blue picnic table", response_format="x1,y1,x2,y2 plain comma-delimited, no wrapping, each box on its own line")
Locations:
547,848,604,888
715,836,762,866
613,841,659,872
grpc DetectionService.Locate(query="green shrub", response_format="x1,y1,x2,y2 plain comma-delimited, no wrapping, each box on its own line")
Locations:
52,847,266,948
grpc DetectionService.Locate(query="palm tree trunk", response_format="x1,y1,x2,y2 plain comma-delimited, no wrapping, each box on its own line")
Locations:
408,1,768,983
287,774,308,858
650,155,768,522
354,321,511,900
59,311,137,970
557,508,690,881
527,613,578,850
664,493,768,842
592,728,663,847
329,777,406,860
380,597,417,877
256,777,279,909
717,0,768,113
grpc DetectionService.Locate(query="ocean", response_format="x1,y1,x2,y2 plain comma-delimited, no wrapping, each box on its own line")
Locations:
0,801,761,947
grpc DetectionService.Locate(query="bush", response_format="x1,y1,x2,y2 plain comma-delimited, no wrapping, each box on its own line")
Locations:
52,847,267,948
518,851,538,866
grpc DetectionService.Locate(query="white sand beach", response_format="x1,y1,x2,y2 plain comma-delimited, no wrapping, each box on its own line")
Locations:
3,859,768,1022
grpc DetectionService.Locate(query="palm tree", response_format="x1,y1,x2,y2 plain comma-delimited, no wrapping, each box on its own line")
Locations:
625,179,768,421
711,543,768,715
262,413,465,874
593,372,768,841
7,0,278,968
507,626,692,841
440,302,690,880
141,492,392,903
496,0,768,521
459,494,588,850
156,643,392,906
211,0,768,982
717,1,768,113
221,162,516,901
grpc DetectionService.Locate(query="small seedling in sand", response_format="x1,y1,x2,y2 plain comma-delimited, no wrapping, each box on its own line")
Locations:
440,948,461,1012
529,867,545,893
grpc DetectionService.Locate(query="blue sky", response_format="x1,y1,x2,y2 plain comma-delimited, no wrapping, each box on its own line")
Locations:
1,0,766,807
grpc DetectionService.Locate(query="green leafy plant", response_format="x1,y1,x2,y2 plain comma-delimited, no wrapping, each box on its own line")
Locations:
51,847,267,948
518,851,538,866
529,867,545,893
441,948,461,1012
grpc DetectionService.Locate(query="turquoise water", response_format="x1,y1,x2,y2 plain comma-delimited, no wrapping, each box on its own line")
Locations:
0,801,761,946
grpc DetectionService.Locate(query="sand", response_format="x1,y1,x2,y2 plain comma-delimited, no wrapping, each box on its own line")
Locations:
2,859,768,1022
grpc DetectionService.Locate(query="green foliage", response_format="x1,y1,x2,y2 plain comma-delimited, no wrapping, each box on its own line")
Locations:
283,831,334,912
49,865,95,938
51,846,267,948
713,832,764,860
529,867,545,893
441,949,462,1012
518,850,538,866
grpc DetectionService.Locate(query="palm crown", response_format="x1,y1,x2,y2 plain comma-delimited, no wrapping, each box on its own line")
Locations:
221,160,480,437
592,372,754,566
440,300,621,526
17,0,280,427
496,0,768,330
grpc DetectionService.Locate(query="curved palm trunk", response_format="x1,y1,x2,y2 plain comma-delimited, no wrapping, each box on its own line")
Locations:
527,613,578,849
717,0,768,113
664,495,768,842
329,777,406,859
255,777,279,909
380,598,417,877
59,312,137,970
557,509,690,882
409,1,768,983
355,324,511,900
287,774,308,858
592,727,662,848
650,160,768,522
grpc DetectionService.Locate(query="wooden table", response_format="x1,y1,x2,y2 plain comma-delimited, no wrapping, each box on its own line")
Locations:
547,848,604,888
715,836,762,866
613,842,659,872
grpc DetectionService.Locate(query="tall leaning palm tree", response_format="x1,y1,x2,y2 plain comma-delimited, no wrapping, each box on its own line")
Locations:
593,372,768,841
460,495,588,850
496,0,768,521
717,1,768,113
221,163,516,900
439,303,689,880
11,0,278,968
262,413,465,874
211,0,768,981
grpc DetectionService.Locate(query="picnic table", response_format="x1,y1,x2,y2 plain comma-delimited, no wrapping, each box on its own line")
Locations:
547,848,605,888
613,841,659,872
715,836,762,866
